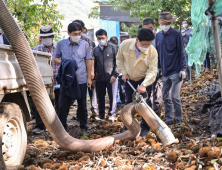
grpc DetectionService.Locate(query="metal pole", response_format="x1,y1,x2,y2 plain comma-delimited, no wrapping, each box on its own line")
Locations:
207,0,222,97
189,66,192,91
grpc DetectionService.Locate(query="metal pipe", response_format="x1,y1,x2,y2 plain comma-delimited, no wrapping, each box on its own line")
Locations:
126,81,167,128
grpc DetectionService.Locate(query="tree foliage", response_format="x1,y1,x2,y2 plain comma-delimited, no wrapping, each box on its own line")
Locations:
88,6,100,19
4,0,64,47
109,0,191,35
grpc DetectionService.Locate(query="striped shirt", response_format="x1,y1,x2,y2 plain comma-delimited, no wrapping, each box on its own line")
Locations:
32,43,59,86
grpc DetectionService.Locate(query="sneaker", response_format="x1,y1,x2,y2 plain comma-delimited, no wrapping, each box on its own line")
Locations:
33,128,44,134
108,116,115,122
95,115,105,120
80,128,88,136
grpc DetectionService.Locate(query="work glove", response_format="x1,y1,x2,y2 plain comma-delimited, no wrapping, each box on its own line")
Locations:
179,71,186,80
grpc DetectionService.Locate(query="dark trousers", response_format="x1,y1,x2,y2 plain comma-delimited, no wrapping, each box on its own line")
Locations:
88,86,98,113
58,83,88,130
185,55,191,80
151,76,162,116
125,79,152,131
31,88,60,129
96,80,118,117
204,52,210,69
117,75,126,105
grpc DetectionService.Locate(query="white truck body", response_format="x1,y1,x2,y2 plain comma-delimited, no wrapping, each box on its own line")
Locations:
0,44,53,99
0,44,54,121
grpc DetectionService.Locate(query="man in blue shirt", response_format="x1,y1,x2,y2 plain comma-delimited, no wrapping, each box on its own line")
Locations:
155,12,187,125
54,22,92,135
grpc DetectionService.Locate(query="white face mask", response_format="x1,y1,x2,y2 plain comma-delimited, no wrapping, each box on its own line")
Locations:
98,39,107,46
183,24,188,28
42,38,53,47
161,25,171,32
182,32,186,36
71,36,81,43
138,45,149,53
81,33,89,38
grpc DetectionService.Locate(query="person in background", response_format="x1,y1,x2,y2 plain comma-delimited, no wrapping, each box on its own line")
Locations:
0,28,10,45
116,28,157,136
32,26,60,134
155,12,187,125
203,52,210,72
93,29,119,122
73,20,98,115
109,36,126,107
182,20,193,38
54,22,92,135
142,17,163,118
181,29,191,80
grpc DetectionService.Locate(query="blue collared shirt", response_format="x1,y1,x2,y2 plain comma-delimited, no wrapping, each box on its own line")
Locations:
54,38,92,84
134,43,142,58
155,27,187,76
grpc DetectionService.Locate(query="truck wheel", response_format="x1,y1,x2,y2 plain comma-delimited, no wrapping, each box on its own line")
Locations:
0,103,27,170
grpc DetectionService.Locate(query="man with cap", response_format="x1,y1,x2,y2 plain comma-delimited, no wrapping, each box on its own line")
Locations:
155,12,187,125
32,25,60,134
0,28,10,45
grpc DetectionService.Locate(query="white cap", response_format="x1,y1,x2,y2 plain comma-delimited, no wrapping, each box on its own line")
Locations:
38,25,55,36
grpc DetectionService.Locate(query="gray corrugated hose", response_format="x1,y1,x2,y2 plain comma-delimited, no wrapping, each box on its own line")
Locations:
0,0,177,153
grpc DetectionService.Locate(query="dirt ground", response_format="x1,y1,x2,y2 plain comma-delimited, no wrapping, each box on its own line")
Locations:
19,70,222,170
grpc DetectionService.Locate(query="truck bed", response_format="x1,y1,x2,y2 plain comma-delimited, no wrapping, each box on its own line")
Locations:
0,44,53,91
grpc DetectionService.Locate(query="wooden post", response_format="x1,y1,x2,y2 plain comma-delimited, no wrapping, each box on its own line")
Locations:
207,0,222,97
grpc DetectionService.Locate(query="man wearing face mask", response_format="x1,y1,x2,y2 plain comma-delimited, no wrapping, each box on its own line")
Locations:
155,12,187,125
73,20,98,116
142,18,163,117
54,22,92,135
116,28,157,135
93,29,119,122
182,20,193,38
32,25,60,134
181,29,191,80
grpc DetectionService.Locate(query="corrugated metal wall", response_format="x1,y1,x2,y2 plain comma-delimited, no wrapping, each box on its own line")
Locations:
100,19,120,45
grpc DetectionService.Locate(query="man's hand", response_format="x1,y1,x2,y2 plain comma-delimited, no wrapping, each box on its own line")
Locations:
122,74,129,82
184,44,187,48
87,78,92,89
110,76,117,84
92,80,96,87
137,85,146,93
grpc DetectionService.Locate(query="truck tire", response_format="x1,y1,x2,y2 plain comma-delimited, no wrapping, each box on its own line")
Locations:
0,103,27,170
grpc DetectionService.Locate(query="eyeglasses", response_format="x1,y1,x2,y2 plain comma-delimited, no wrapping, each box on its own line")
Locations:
140,42,150,48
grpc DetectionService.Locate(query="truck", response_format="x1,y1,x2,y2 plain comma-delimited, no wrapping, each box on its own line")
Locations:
0,44,53,169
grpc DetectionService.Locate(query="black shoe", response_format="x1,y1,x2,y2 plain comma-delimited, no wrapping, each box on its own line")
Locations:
165,121,174,125
141,129,149,137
